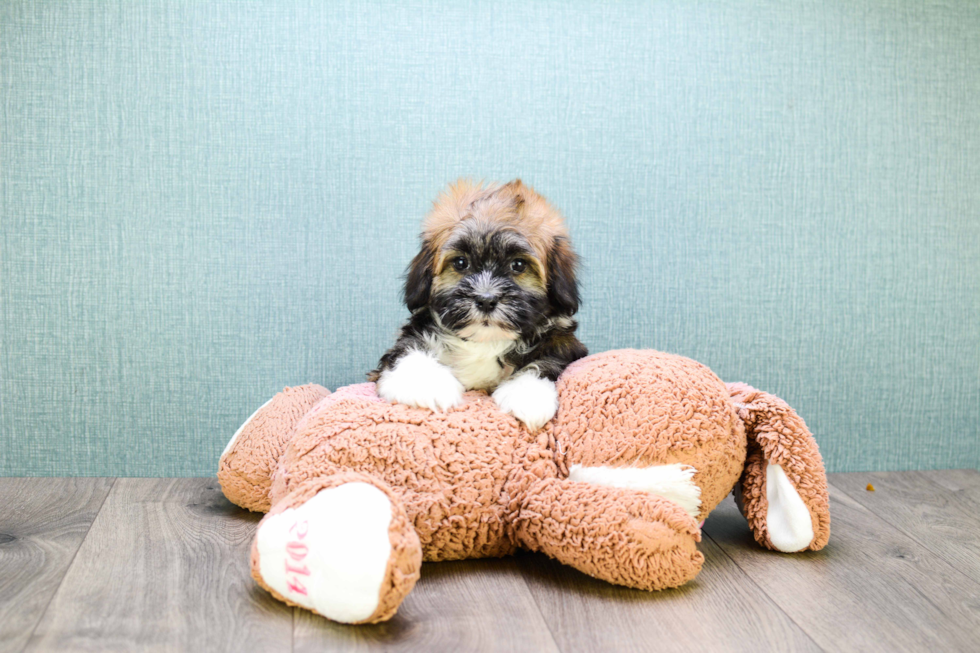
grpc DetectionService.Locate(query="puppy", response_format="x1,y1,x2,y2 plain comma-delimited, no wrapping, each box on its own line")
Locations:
368,179,587,431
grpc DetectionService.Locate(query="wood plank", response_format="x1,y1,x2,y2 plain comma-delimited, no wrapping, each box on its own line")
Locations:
919,469,980,507
0,478,114,653
703,487,980,652
516,538,820,653
832,471,980,586
293,557,560,653
25,478,293,653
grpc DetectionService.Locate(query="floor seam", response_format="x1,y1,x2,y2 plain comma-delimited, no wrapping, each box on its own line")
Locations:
828,475,980,591
700,528,829,653
17,477,118,653
916,469,980,510
514,554,565,653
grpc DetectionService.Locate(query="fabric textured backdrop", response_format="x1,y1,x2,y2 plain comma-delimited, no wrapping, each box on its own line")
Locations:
2,1,978,476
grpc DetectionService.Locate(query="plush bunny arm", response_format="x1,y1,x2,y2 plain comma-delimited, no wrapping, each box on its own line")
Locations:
218,384,330,512
727,383,831,552
514,477,704,590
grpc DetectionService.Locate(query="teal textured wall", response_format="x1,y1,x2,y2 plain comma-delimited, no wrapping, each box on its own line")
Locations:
2,1,978,476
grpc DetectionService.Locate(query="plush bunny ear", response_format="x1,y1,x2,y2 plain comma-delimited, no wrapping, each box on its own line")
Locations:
727,383,831,553
403,240,435,311
546,236,580,316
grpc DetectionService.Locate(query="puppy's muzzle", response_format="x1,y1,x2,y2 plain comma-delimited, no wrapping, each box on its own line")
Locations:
474,294,499,314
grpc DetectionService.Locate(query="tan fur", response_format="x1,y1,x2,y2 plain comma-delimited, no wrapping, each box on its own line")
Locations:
422,179,570,283
220,349,831,624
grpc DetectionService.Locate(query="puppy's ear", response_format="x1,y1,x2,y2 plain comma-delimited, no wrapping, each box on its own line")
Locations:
547,236,580,315
404,240,435,311
503,179,526,207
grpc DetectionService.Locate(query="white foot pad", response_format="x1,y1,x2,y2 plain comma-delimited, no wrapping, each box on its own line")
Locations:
256,482,393,623
568,463,702,520
765,463,815,552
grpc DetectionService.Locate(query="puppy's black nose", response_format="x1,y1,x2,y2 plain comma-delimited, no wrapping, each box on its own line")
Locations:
474,294,499,313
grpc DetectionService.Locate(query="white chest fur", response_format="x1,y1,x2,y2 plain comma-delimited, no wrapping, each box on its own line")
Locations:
437,335,515,390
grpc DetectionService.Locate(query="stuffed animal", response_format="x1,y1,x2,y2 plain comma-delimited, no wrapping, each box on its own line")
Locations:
218,349,830,624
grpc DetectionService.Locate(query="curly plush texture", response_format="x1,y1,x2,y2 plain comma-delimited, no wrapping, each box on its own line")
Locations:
551,350,747,521
273,384,544,560
219,348,831,624
219,384,329,512
727,382,831,551
515,477,705,590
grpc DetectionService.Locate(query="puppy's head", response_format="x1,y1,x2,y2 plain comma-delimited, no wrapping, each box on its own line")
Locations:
404,179,580,342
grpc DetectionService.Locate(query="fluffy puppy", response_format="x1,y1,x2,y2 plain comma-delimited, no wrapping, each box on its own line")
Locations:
368,179,587,431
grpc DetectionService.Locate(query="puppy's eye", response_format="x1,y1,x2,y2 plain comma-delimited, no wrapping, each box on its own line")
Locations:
510,259,527,273
451,256,469,272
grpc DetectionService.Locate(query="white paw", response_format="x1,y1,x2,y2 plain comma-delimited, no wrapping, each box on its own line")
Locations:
492,374,558,431
765,463,815,552
256,482,393,623
376,350,464,411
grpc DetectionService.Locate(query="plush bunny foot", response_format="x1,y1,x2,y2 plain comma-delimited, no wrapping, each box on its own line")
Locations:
251,476,422,624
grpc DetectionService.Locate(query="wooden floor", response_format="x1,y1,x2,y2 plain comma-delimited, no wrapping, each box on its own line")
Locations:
2,471,979,652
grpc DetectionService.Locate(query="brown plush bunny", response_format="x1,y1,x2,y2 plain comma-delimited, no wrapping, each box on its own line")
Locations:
218,349,830,624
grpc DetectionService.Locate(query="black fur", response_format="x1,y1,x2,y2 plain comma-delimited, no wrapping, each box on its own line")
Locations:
546,236,580,315
403,242,435,312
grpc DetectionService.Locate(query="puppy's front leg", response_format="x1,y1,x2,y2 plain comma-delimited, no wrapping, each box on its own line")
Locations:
376,349,464,412
492,371,559,432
